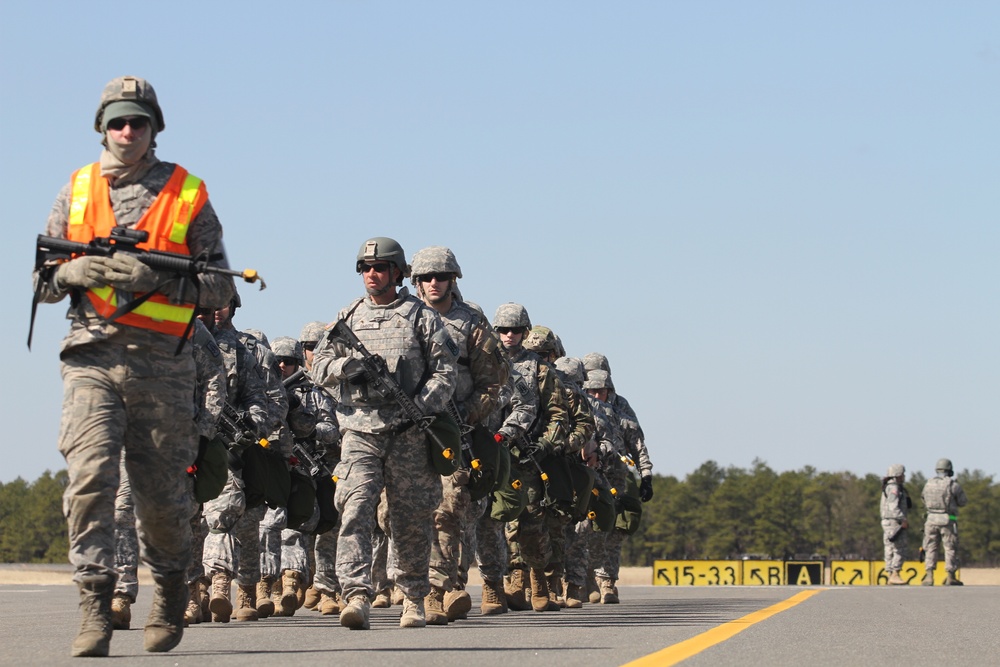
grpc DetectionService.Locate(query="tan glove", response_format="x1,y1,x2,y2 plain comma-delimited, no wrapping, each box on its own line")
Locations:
103,253,161,292
53,256,113,289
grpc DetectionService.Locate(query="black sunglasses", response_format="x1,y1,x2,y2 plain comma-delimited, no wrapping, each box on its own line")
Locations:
106,116,150,131
496,327,524,335
358,262,391,274
417,273,454,283
277,356,299,366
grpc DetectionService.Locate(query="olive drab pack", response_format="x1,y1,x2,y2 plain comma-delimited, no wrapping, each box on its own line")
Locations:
189,436,229,503
466,424,502,501
427,411,462,477
490,448,526,521
285,469,317,530
588,481,616,532
241,444,291,510
614,474,644,534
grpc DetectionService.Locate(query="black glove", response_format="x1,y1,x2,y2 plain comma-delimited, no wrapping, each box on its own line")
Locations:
639,475,654,502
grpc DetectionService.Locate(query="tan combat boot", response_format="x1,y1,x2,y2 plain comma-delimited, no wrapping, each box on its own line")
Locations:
209,572,233,623
111,592,132,630
197,576,210,621
564,582,584,608
270,575,284,613
144,573,187,653
529,568,560,612
921,572,934,586
505,568,531,611
372,588,392,608
587,571,600,604
480,579,505,616
400,597,427,628
444,588,472,621
597,576,619,604
339,595,371,630
256,575,276,618
277,569,301,617
319,592,340,616
71,574,114,658
304,585,321,610
887,571,906,586
235,583,260,621
391,585,405,606
183,581,202,625
548,573,566,608
423,586,450,625
944,572,963,586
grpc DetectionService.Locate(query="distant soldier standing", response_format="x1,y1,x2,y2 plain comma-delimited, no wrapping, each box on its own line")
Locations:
921,458,968,586
879,464,910,585
33,76,234,656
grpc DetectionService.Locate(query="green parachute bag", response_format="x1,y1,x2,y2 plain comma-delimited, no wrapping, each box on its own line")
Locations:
312,474,338,536
466,425,501,502
490,448,526,521
588,482,616,532
426,411,462,477
538,450,576,515
614,474,644,535
566,460,597,522
190,436,229,504
241,444,291,510
286,469,317,530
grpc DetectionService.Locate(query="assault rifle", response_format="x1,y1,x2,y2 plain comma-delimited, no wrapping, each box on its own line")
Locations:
30,228,266,349
446,400,480,472
282,368,307,388
509,431,552,507
292,441,334,480
326,317,456,465
218,403,270,451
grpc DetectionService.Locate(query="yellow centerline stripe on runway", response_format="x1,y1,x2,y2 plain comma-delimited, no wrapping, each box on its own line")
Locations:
622,589,825,667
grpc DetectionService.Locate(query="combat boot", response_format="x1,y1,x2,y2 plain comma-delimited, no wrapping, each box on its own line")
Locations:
587,571,600,604
372,588,392,608
209,572,233,623
391,585,405,606
111,592,131,630
304,585,321,610
197,576,210,621
944,572,964,586
548,573,566,608
565,582,584,608
921,572,934,586
597,576,619,604
319,592,340,616
235,583,259,621
505,568,531,611
423,586,450,625
71,574,114,658
480,579,505,616
144,573,187,653
256,575,276,618
529,568,560,612
270,575,284,613
400,597,427,628
277,569,301,617
340,595,371,630
444,588,472,621
887,571,906,586
183,581,202,625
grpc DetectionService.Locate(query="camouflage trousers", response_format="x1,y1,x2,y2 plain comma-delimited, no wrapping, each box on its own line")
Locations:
505,460,552,571
595,466,628,582
923,518,960,573
59,343,198,585
203,468,265,585
334,427,442,601
881,519,907,573
312,526,340,595
564,518,605,587
260,506,286,578
545,511,573,578
114,455,207,600
457,497,488,588
428,471,478,591
371,522,393,595
281,502,321,576
475,510,507,584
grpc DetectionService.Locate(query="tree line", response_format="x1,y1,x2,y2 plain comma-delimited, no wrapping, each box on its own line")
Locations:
2,462,998,567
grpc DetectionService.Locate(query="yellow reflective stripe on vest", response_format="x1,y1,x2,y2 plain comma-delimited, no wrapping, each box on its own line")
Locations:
168,173,202,244
69,167,92,228
90,286,194,324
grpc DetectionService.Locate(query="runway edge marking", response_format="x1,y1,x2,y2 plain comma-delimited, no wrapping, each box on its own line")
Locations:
620,589,825,667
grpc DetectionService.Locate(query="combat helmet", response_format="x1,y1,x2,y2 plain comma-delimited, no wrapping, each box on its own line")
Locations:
582,352,611,374
357,237,408,285
410,246,462,280
243,328,271,349
272,336,304,365
583,369,611,390
493,303,531,331
554,357,586,385
935,458,954,475
886,464,905,478
95,76,165,133
299,321,327,345
523,325,558,358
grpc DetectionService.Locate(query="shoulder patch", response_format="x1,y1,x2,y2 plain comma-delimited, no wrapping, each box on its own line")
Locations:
514,377,531,397
445,335,460,358
206,339,222,358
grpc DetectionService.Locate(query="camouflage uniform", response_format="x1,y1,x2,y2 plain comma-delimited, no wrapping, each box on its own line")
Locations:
312,286,458,603
922,467,968,577
879,466,910,576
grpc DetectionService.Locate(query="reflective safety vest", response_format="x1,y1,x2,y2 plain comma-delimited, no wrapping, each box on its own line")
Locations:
66,162,208,337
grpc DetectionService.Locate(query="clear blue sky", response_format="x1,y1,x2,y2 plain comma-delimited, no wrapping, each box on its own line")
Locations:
2,1,997,484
